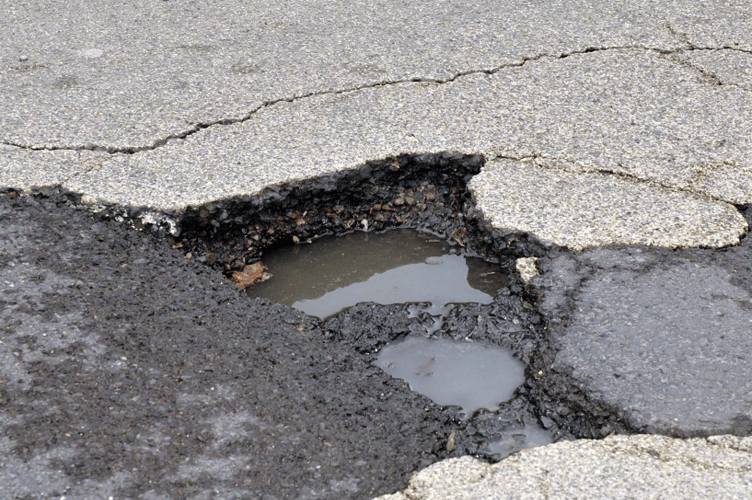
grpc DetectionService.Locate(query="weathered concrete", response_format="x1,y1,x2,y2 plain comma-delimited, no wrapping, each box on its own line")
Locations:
5,47,752,248
375,434,752,500
2,0,682,149
471,159,746,250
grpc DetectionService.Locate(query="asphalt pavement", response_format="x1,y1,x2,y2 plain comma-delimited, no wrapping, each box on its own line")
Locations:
3,1,752,498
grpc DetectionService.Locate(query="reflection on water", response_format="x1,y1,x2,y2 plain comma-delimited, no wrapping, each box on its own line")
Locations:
247,228,508,319
247,227,548,447
374,336,525,419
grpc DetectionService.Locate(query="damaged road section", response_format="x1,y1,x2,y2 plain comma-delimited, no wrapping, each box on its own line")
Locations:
0,191,465,500
170,153,549,277
528,207,752,438
5,144,752,485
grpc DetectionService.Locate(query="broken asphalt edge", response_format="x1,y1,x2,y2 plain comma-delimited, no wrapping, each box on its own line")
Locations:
3,148,742,445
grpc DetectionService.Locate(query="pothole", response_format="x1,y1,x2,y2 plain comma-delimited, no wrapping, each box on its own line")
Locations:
246,224,557,458
247,226,521,412
12,147,721,496
106,152,629,459
245,227,506,319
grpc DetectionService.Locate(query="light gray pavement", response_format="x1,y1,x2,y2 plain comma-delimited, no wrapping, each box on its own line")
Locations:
3,0,752,498
376,434,752,500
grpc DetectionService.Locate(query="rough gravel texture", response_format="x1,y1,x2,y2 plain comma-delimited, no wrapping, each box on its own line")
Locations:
1,0,681,149
0,191,460,500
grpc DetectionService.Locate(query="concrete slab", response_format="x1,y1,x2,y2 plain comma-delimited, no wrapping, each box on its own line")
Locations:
669,49,752,90
375,434,752,500
1,0,681,149
471,159,746,250
0,145,106,193
653,0,752,51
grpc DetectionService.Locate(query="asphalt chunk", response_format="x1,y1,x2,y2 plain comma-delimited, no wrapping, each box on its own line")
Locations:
0,191,459,499
529,220,752,437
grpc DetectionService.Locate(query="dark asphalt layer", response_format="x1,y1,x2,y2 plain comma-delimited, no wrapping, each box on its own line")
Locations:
0,191,461,500
531,207,752,438
4,183,752,498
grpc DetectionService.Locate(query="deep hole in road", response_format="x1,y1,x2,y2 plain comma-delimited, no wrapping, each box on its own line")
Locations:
247,227,526,422
244,227,505,320
157,152,633,459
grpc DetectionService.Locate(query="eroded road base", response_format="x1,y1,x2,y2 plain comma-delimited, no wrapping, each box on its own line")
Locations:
157,154,646,439
6,152,740,498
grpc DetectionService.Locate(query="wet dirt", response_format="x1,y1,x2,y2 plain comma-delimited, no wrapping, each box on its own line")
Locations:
151,153,579,452
320,296,562,459
159,153,568,457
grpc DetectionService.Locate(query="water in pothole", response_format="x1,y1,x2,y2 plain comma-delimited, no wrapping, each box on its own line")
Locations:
373,335,525,419
246,228,507,319
248,227,544,450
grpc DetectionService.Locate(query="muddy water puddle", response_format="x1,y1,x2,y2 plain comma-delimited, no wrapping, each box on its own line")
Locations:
248,227,553,456
247,228,506,318
374,336,525,419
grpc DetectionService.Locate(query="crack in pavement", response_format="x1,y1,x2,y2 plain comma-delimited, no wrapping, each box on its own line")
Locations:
661,48,752,91
492,153,747,209
663,21,695,48
661,21,752,90
3,44,746,156
664,21,752,55
664,53,724,87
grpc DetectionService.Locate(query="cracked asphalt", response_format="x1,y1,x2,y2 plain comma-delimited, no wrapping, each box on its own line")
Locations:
3,1,752,498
